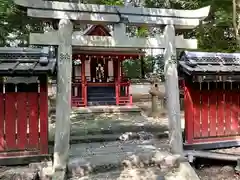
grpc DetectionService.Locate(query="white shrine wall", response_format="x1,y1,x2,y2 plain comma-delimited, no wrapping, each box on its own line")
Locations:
85,59,91,81
108,60,114,81
74,65,81,77
73,66,81,96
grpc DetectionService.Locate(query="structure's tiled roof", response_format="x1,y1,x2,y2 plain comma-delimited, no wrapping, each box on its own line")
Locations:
179,51,240,75
0,47,56,76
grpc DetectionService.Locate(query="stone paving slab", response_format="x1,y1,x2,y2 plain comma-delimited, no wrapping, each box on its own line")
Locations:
49,105,141,114
69,138,170,158
68,162,199,180
67,138,170,177
69,167,167,180
48,112,171,141
48,112,184,142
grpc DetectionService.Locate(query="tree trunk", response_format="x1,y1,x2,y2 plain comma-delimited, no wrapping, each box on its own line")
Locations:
140,55,145,78
233,0,240,48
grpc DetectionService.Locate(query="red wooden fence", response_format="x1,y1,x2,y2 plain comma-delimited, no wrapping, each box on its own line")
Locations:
0,80,48,157
184,81,240,149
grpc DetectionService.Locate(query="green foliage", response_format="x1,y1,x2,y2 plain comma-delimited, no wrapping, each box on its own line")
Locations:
99,0,124,5
0,0,42,46
0,0,238,77
122,59,142,78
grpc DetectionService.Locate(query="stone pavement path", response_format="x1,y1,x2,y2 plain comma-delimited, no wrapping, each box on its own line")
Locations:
67,138,169,176
48,108,184,143
67,138,182,180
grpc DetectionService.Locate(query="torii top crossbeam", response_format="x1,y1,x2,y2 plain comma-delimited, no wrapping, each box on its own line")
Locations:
14,0,210,29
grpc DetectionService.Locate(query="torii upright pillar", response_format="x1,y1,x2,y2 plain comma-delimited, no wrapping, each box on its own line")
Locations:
53,19,73,177
164,25,183,155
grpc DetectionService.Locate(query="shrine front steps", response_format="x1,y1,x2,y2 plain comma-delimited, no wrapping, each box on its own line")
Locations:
48,105,170,144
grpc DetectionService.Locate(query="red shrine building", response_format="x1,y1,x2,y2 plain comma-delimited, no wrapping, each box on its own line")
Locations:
71,25,144,107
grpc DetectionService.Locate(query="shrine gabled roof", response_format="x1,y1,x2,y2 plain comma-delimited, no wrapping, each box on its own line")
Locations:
179,51,240,75
0,47,56,76
83,25,111,36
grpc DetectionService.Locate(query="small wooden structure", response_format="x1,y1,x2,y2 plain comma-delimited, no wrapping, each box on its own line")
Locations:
0,47,56,164
71,25,143,107
179,51,240,150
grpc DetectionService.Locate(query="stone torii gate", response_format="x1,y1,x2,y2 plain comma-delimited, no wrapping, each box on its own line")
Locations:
14,0,210,177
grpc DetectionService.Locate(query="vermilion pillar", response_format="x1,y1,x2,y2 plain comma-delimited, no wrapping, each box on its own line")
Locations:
121,60,123,78
115,58,120,105
81,56,87,106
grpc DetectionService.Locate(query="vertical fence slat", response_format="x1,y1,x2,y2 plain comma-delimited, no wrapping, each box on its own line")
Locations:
28,84,39,149
231,83,239,134
5,91,17,150
201,83,209,138
184,81,194,144
209,83,217,137
39,77,48,154
16,91,28,150
192,83,201,139
225,83,232,136
238,84,240,135
217,83,225,136
0,84,5,151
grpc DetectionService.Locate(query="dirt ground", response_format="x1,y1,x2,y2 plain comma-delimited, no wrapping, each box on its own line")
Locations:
195,165,240,180
193,150,240,180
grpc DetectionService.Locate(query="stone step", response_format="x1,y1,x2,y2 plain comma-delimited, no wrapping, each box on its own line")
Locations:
48,106,169,142
87,87,115,93
87,92,115,98
88,87,114,90
67,162,199,180
87,101,116,106
67,168,166,180
45,138,188,179
49,105,141,114
87,96,115,101
48,131,169,145
48,116,169,142
65,138,174,178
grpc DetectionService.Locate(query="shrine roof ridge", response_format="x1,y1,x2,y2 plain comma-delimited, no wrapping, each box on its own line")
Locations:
179,51,240,76
0,47,56,76
181,51,240,60
0,47,50,57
